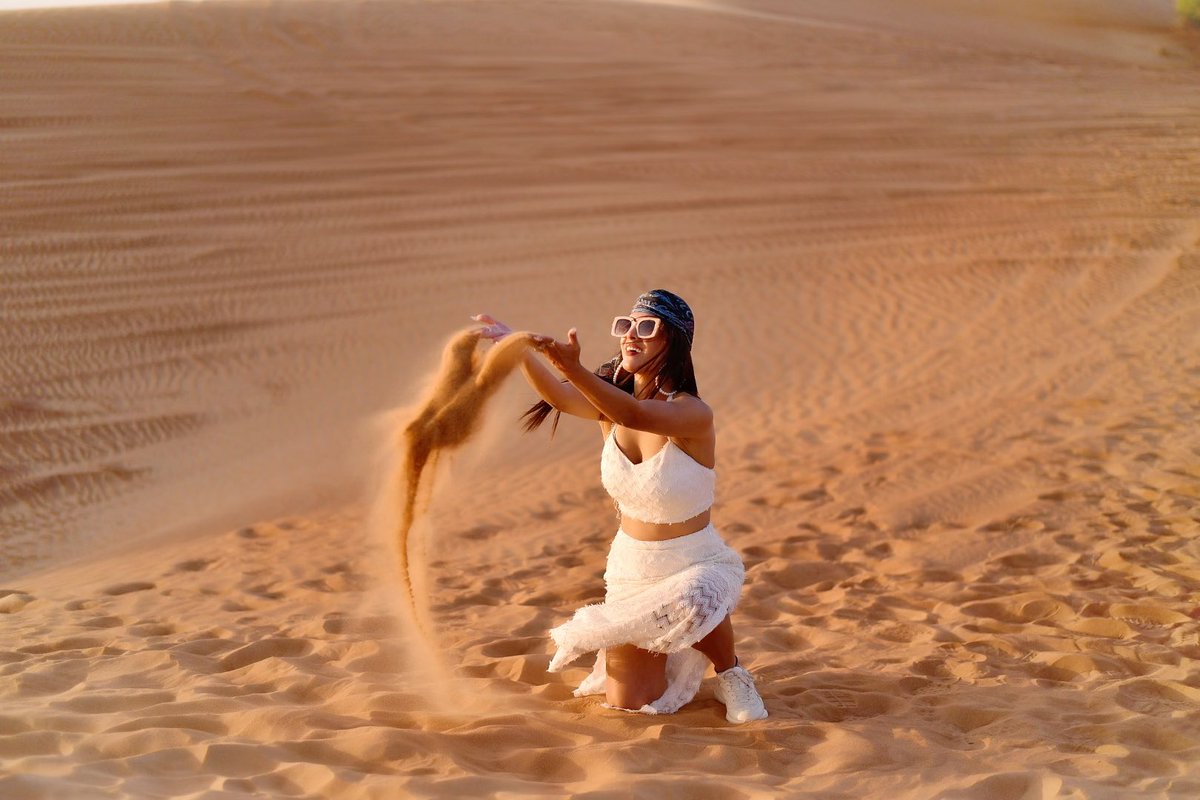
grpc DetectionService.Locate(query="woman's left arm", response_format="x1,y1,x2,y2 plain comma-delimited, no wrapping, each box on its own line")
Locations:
535,329,712,438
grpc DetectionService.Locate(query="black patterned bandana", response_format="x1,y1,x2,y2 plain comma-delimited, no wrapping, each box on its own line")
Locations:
631,289,695,347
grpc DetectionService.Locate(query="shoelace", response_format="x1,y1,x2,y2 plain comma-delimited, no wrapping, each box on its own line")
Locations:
722,671,760,706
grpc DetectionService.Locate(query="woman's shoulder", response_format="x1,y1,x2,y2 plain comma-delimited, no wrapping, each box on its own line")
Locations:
668,391,711,414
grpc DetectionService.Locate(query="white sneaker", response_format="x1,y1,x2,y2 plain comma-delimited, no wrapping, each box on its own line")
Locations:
714,663,768,723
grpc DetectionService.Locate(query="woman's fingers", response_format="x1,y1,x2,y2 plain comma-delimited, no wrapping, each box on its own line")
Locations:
532,336,565,367
470,313,515,341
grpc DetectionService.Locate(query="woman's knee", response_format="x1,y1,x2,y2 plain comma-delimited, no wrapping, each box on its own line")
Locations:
605,646,667,709
606,674,667,710
606,681,654,710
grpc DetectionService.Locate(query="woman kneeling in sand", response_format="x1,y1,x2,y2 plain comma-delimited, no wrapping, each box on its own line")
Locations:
473,290,767,723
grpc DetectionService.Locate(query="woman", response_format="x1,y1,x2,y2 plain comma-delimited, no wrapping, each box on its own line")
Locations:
473,290,767,723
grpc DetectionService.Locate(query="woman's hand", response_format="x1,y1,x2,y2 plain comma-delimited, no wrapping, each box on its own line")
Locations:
534,328,583,376
471,313,513,342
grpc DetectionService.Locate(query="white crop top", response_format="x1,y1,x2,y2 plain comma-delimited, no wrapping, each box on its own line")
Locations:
600,427,715,524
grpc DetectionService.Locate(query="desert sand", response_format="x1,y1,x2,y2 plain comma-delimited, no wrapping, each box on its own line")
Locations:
3,0,1200,797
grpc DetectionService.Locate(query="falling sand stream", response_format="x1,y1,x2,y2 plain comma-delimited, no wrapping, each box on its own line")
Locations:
392,329,540,634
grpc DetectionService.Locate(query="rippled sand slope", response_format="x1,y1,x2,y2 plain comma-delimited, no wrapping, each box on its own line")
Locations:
2,1,1200,798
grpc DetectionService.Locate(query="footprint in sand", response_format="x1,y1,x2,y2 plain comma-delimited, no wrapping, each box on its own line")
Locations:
960,597,1068,625
530,506,562,521
936,705,1008,734
129,621,176,637
836,506,869,522
15,659,89,696
18,635,109,655
802,688,901,722
300,563,367,593
62,689,177,714
0,591,34,613
321,614,393,636
460,523,503,541
244,583,285,601
217,638,312,672
978,515,1045,534
943,772,1063,800
1109,602,1191,629
798,487,832,503
172,559,215,573
916,569,962,584
1115,679,1200,716
873,623,933,644
479,637,545,658
580,530,608,546
993,552,1060,571
759,560,858,592
101,582,156,596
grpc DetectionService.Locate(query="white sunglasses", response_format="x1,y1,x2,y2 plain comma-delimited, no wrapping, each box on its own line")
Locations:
611,316,662,339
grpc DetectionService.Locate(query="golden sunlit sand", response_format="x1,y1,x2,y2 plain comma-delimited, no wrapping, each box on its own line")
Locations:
2,0,1200,797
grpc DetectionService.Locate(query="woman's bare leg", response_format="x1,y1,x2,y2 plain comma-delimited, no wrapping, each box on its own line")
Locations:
691,614,736,672
695,615,767,722
606,644,668,709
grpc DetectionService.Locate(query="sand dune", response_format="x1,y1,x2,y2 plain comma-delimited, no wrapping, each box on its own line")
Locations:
2,0,1200,797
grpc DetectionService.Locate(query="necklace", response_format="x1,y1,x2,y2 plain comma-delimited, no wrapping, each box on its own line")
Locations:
660,388,678,400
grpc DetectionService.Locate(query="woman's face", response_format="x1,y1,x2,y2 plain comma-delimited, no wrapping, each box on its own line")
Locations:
619,313,668,374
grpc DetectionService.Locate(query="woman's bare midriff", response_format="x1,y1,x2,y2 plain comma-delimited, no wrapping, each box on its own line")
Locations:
619,509,711,541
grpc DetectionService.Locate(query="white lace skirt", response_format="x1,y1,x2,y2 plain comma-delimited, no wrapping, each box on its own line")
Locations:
548,523,745,714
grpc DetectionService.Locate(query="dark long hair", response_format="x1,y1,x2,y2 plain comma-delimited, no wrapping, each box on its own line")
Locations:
520,322,699,435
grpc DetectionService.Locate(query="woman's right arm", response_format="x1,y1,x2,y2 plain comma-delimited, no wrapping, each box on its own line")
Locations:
520,350,603,420
472,313,602,420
